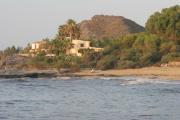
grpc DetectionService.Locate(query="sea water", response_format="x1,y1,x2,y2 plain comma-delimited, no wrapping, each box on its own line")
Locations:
0,77,180,120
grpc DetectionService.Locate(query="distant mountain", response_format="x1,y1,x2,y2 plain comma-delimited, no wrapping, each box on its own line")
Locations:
79,15,145,40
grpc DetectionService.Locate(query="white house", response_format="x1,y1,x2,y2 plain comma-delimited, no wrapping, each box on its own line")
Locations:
68,40,103,57
29,41,48,53
29,39,103,57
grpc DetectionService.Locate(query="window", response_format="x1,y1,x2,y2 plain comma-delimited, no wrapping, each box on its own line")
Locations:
80,43,84,47
72,44,75,48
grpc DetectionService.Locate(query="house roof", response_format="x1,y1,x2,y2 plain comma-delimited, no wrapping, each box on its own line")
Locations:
31,40,47,44
72,39,90,43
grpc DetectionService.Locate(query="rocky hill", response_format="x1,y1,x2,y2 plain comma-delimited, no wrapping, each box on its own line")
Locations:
80,15,145,40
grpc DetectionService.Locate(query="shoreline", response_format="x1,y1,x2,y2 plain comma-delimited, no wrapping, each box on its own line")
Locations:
0,67,180,80
72,67,180,81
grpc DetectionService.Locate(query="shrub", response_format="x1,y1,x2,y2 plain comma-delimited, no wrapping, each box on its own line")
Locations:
117,60,137,69
161,53,180,63
96,55,118,70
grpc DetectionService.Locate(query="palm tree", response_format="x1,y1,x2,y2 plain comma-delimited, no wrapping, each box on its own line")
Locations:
57,19,80,41
67,19,76,40
57,25,68,40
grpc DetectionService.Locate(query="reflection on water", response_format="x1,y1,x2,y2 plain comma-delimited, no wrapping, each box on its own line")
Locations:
0,77,180,120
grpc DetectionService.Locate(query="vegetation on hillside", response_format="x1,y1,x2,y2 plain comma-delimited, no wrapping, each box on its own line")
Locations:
89,33,180,70
82,5,180,70
146,5,180,42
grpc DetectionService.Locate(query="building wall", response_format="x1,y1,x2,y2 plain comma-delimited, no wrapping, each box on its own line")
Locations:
36,44,40,49
69,40,91,56
68,40,103,57
72,40,90,49
69,48,82,56
31,44,36,50
31,43,40,50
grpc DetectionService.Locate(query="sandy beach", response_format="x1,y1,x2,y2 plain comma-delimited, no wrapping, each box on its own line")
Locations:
1,66,180,80
73,67,180,80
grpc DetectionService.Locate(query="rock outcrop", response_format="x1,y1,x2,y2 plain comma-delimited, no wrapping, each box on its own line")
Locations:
0,55,30,70
80,15,145,40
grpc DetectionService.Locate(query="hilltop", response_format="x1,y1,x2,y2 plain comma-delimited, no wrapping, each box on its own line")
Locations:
80,15,145,40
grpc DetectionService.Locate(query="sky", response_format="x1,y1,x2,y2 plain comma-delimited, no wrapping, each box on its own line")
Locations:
0,0,180,50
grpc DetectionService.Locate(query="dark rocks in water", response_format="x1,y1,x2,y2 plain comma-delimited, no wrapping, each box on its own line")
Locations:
23,72,57,78
80,15,145,40
0,71,58,79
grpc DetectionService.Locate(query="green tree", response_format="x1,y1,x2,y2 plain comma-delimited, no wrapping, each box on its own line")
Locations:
50,39,71,56
57,19,80,40
3,46,21,56
146,5,180,42
80,49,101,68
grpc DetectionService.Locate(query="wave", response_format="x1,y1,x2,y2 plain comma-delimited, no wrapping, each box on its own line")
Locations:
120,77,180,85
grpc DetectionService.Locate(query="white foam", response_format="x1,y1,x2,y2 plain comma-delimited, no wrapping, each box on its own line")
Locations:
121,77,180,85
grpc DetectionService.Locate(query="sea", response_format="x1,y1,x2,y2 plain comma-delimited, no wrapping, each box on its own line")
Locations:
0,77,180,120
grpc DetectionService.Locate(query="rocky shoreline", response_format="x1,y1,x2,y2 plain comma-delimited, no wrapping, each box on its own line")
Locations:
1,67,180,80
0,72,57,79
0,70,59,79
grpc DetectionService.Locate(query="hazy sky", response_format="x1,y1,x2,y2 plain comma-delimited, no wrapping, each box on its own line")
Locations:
0,0,180,50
